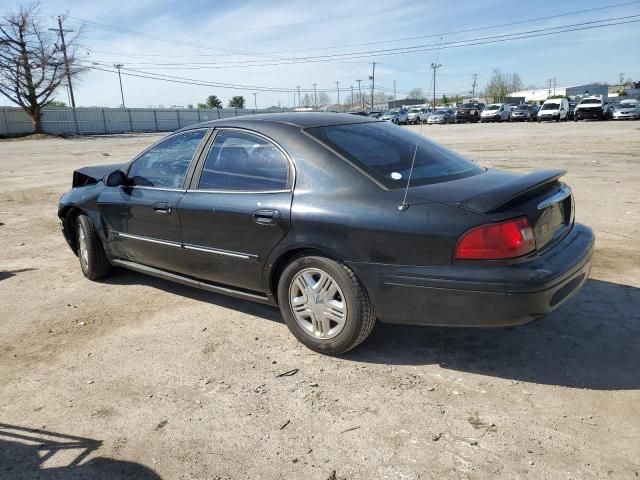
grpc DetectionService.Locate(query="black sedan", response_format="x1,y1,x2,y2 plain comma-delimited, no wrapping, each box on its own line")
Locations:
58,113,594,354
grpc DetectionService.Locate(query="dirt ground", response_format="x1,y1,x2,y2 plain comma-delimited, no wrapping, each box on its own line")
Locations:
1,120,639,480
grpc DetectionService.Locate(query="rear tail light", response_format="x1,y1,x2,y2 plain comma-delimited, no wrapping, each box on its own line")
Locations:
455,217,535,260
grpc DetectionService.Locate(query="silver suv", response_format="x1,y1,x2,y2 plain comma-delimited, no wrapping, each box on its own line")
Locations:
380,109,408,125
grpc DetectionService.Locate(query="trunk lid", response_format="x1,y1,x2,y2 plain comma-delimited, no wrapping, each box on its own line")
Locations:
407,168,574,251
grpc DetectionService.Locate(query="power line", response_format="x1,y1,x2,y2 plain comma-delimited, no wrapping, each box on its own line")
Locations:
78,16,640,97
63,1,640,59
81,15,640,70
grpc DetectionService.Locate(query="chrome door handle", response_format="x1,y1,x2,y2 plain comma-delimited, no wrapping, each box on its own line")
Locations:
153,202,172,214
253,209,280,225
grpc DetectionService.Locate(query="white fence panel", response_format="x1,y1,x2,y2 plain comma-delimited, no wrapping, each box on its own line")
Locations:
0,107,288,136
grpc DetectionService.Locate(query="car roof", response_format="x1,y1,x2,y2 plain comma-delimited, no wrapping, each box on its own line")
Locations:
180,112,377,130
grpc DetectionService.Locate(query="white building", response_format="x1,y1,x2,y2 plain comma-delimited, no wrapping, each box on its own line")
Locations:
510,84,609,104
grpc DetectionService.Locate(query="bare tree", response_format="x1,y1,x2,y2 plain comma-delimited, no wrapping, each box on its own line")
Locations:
0,4,83,133
484,69,523,103
408,88,424,99
318,91,330,107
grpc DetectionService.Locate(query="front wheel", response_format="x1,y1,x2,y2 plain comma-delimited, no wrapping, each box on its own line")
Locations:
76,214,111,280
277,256,376,355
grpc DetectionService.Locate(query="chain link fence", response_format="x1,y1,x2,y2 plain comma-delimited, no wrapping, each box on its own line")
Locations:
0,107,287,136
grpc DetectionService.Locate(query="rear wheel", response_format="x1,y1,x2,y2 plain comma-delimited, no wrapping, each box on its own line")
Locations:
277,255,375,355
76,214,111,280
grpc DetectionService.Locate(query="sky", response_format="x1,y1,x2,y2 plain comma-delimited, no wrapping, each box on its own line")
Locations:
1,0,639,108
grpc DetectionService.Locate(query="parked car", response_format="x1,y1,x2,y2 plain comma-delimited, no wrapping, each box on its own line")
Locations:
407,108,431,124
510,104,535,122
58,113,594,355
427,109,456,124
537,98,570,122
367,111,383,119
612,99,640,120
347,110,368,116
380,109,408,125
567,102,577,120
574,96,612,121
455,103,485,123
480,104,511,122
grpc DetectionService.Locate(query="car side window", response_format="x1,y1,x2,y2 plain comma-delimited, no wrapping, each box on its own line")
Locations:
127,130,207,188
197,130,289,191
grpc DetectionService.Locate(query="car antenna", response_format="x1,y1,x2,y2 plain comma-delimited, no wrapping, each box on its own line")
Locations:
399,38,443,212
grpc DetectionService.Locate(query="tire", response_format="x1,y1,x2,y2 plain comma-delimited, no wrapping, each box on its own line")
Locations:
277,255,376,355
76,213,111,280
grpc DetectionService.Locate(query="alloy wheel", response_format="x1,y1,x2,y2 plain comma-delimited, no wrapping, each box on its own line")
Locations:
78,222,89,270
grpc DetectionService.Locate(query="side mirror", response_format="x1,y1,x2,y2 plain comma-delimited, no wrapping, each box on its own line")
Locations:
105,169,127,187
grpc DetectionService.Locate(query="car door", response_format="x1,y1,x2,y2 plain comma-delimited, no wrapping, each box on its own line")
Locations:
98,129,209,273
177,128,293,292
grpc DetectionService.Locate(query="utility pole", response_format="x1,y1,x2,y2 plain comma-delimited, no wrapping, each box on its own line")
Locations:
553,77,557,96
369,62,376,110
312,83,318,109
335,81,340,112
296,85,301,108
471,73,478,99
350,85,354,110
547,78,552,98
393,80,397,108
619,72,625,89
114,64,125,108
431,62,442,111
356,79,362,109
49,16,76,107
252,92,257,110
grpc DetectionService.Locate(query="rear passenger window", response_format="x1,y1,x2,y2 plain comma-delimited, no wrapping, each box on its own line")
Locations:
198,130,289,191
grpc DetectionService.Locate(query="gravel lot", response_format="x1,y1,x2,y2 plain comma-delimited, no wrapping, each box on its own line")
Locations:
1,120,639,479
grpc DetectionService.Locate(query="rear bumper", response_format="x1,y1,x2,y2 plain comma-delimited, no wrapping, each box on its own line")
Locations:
349,223,594,327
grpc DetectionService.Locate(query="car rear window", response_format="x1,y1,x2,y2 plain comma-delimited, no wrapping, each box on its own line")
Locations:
306,122,483,188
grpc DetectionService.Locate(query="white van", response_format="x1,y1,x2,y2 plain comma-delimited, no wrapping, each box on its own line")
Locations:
480,103,510,122
538,98,569,122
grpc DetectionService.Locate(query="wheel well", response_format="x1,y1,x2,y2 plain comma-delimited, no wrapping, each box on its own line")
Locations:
61,206,84,253
268,247,339,302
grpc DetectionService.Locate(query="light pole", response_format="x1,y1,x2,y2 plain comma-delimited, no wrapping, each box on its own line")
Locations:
431,62,442,111
114,64,125,108
335,81,340,112
369,62,376,110
312,83,318,109
356,79,362,109
49,16,76,107
252,92,257,110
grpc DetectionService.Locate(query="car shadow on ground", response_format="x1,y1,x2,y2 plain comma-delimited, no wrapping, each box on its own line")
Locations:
104,269,283,323
105,272,638,391
0,423,162,479
0,268,37,282
346,279,640,391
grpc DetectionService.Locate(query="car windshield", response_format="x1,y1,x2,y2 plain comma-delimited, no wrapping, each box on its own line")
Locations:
580,99,601,105
433,110,446,115
461,103,476,108
618,102,637,108
306,122,483,189
484,105,499,111
515,105,529,111
385,110,397,115
541,103,559,110
409,109,420,113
